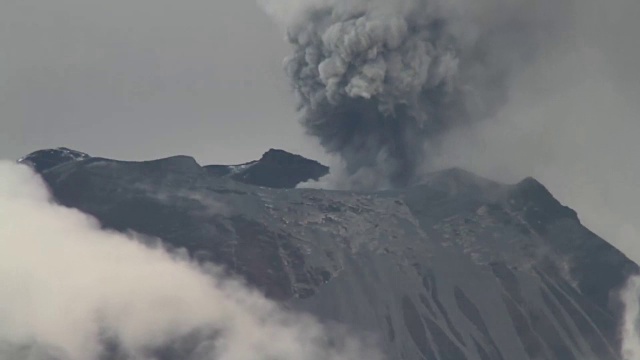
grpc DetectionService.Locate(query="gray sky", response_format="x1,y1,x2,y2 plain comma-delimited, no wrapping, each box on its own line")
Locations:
0,0,323,164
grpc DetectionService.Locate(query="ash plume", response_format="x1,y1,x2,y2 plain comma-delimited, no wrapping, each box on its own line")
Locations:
261,0,569,188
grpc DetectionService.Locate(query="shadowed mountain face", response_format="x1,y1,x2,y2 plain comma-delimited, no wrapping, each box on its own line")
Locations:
21,148,639,360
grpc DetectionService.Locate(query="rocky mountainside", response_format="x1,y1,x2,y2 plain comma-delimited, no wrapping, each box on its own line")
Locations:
20,148,639,360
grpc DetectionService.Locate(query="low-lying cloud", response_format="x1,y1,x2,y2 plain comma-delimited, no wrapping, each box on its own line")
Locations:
621,277,640,360
0,161,380,360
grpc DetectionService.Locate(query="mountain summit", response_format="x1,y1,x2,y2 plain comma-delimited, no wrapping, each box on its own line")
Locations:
20,148,639,360
204,148,329,188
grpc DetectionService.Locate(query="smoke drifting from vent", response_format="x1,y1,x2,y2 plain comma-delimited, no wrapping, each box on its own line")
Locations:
260,0,570,188
0,161,380,360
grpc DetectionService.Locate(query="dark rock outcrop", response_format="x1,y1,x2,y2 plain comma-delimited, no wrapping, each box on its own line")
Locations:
205,148,329,189
18,147,89,173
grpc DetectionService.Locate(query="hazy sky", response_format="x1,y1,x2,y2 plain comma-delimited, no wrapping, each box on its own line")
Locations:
0,0,322,164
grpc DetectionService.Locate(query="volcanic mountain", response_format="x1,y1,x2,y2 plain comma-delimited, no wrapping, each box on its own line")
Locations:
20,147,639,360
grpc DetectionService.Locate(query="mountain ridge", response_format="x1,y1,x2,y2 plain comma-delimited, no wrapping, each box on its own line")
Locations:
17,147,639,360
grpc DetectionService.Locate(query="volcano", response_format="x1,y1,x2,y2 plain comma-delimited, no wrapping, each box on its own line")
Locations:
20,147,638,360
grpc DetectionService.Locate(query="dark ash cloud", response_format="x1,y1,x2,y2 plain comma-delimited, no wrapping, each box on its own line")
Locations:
263,0,570,188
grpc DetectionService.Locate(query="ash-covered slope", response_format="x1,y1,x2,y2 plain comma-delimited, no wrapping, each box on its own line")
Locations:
24,148,638,360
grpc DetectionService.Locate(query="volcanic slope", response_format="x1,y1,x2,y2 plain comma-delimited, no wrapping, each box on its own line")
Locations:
22,148,638,360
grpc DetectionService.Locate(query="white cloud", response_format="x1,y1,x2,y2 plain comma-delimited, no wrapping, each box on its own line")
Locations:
621,277,640,360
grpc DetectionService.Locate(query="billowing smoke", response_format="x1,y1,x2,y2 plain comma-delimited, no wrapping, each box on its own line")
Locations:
260,0,570,188
0,161,380,360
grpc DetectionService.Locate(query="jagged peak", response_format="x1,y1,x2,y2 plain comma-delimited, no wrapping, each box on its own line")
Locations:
259,148,326,167
18,147,91,173
508,176,579,223
515,176,552,193
203,149,329,189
